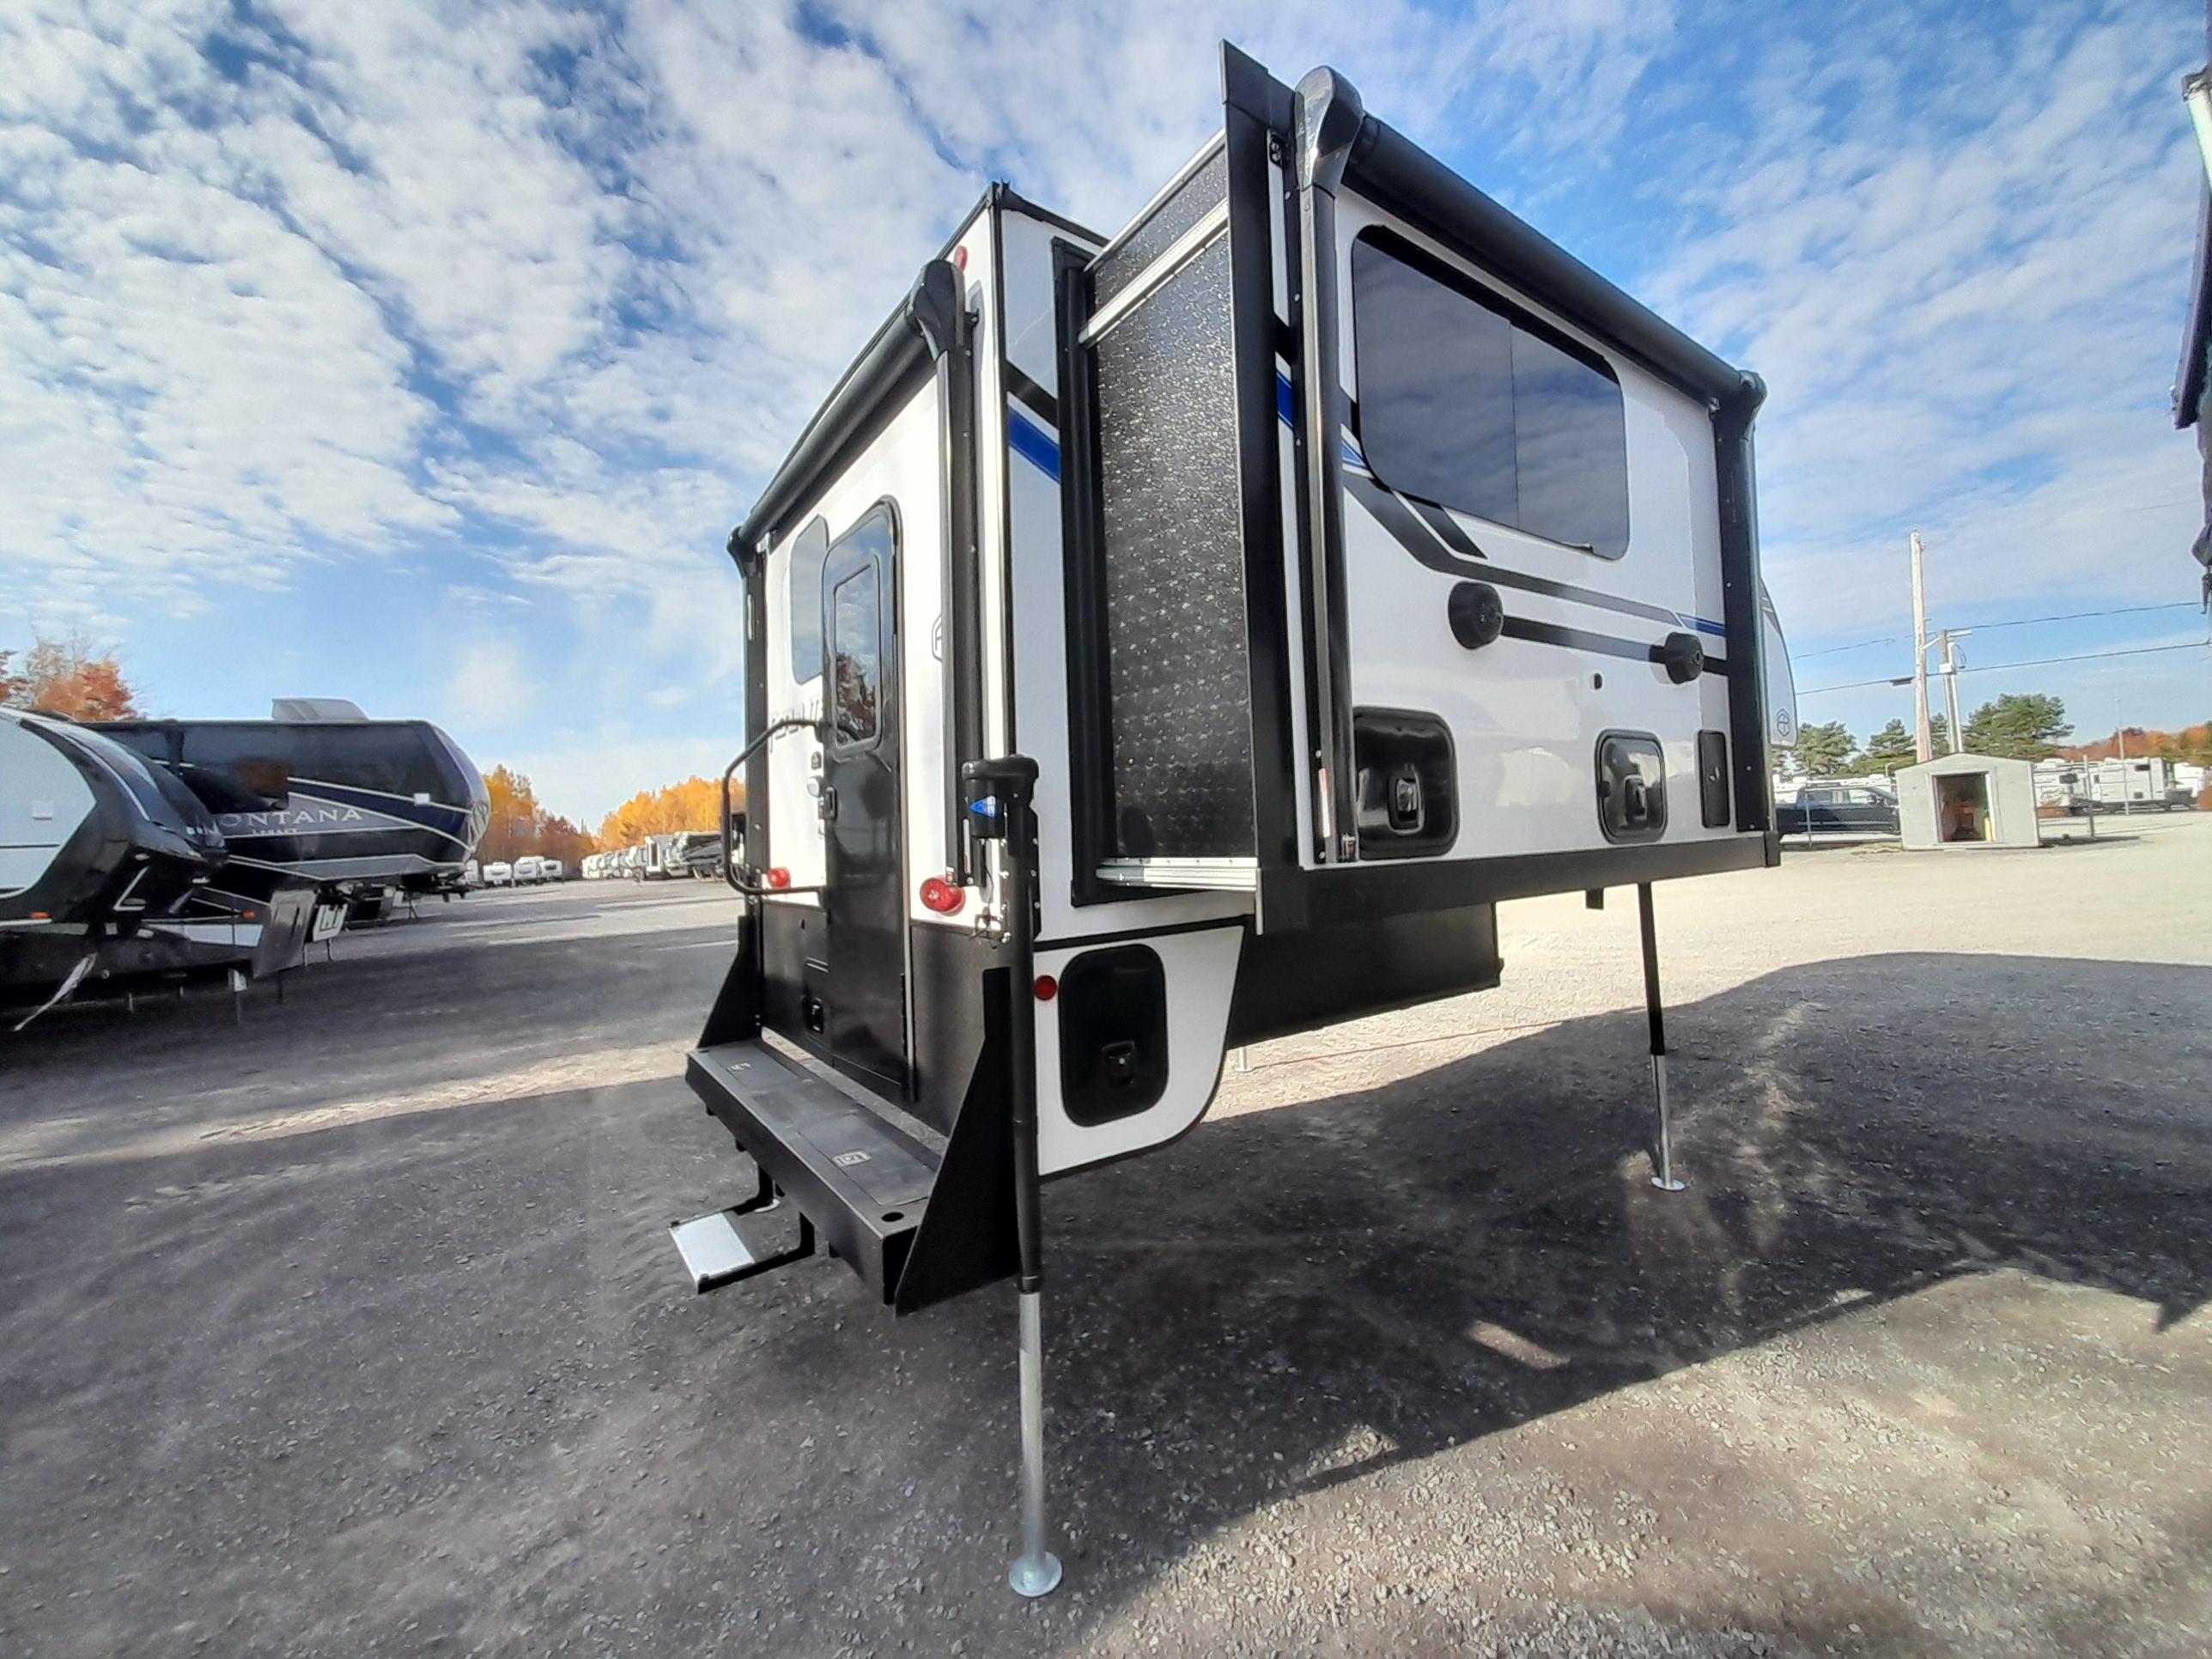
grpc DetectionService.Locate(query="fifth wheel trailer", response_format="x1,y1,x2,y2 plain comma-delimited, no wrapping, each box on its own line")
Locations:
0,708,305,1008
671,45,1787,1595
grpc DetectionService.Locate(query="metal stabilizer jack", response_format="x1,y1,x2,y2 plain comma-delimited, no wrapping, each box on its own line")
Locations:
1637,883,1686,1193
964,755,1064,1598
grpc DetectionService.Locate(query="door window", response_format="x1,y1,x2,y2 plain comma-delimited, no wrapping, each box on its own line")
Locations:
787,517,830,682
829,562,882,749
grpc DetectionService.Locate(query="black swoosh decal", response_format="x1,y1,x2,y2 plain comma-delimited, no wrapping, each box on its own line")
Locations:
1004,361,1059,430
1342,474,1728,675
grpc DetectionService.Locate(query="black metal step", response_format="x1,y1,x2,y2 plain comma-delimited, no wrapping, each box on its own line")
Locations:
685,1040,941,1303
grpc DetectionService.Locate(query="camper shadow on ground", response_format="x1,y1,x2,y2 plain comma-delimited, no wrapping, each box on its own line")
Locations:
979,949,2212,1601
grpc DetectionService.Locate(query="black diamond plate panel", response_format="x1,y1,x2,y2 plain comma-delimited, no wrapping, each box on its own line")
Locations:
1092,232,1255,860
1092,145,1230,309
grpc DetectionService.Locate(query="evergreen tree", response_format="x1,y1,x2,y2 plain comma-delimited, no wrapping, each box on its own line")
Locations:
1963,692,2070,759
1856,718,1917,774
1795,720,1856,776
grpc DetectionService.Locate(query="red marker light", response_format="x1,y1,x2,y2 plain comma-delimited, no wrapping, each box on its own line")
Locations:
765,866,792,890
1033,974,1058,1001
919,875,963,915
951,244,969,271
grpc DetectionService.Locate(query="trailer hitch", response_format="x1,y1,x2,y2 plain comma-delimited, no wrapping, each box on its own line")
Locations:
720,717,830,896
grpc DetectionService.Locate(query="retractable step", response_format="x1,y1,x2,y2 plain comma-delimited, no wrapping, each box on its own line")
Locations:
684,1040,942,1304
670,1179,817,1292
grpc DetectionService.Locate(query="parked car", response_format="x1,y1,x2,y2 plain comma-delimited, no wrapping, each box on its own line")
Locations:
483,860,514,887
1777,782,1899,837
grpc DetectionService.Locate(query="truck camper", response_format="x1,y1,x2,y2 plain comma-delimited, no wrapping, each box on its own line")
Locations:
669,46,1790,1595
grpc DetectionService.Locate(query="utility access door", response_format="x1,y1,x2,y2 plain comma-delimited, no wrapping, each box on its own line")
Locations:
819,507,906,1095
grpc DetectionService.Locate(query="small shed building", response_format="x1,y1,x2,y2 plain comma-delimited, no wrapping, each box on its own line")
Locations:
1896,751,2041,849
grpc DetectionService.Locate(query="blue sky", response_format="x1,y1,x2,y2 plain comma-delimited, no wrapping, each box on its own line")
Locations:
3,0,2207,821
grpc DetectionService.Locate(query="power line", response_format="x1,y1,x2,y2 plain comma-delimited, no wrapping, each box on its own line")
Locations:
1794,605,2200,665
1801,640,2209,696
1794,636,1896,659
1944,600,2201,632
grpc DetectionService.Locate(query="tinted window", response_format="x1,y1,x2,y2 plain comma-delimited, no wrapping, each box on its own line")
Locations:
830,562,881,747
787,517,830,682
1352,232,1630,557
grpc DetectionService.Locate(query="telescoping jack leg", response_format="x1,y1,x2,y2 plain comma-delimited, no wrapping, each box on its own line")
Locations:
1637,882,1686,1193
1011,1289,1060,1596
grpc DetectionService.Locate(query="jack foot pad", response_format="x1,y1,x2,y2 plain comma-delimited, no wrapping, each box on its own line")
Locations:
1009,1551,1063,1598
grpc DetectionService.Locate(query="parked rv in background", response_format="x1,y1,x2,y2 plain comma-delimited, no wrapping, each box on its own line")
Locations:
1,708,246,1004
484,861,514,887
2034,757,2200,814
665,830,727,878
5,696,495,1013
94,700,489,952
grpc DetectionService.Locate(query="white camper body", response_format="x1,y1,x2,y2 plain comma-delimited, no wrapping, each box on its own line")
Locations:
675,46,1780,1596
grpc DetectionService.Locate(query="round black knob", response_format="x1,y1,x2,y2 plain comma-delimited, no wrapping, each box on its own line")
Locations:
1660,630,1705,684
1448,581,1504,649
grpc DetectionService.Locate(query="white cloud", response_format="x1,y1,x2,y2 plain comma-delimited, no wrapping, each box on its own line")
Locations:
442,635,537,734
1639,1,2203,641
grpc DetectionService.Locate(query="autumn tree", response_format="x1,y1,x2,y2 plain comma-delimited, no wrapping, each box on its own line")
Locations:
477,764,600,865
1,630,143,720
478,766,542,864
535,812,597,870
597,775,744,848
2066,722,2211,766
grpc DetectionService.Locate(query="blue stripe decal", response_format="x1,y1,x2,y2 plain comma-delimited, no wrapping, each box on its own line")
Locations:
1274,370,1365,468
1008,409,1060,482
1690,616,1727,638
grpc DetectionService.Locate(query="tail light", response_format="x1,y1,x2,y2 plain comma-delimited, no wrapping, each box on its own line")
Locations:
765,867,792,890
919,875,963,915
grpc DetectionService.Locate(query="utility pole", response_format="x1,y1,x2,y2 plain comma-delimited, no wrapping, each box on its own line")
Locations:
1911,531,1933,762
1938,629,1965,751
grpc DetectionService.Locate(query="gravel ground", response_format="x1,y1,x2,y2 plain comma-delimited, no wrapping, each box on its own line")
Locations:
2,823,2209,1656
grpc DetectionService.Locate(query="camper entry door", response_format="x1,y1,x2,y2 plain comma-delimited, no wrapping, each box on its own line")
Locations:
818,507,905,1096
